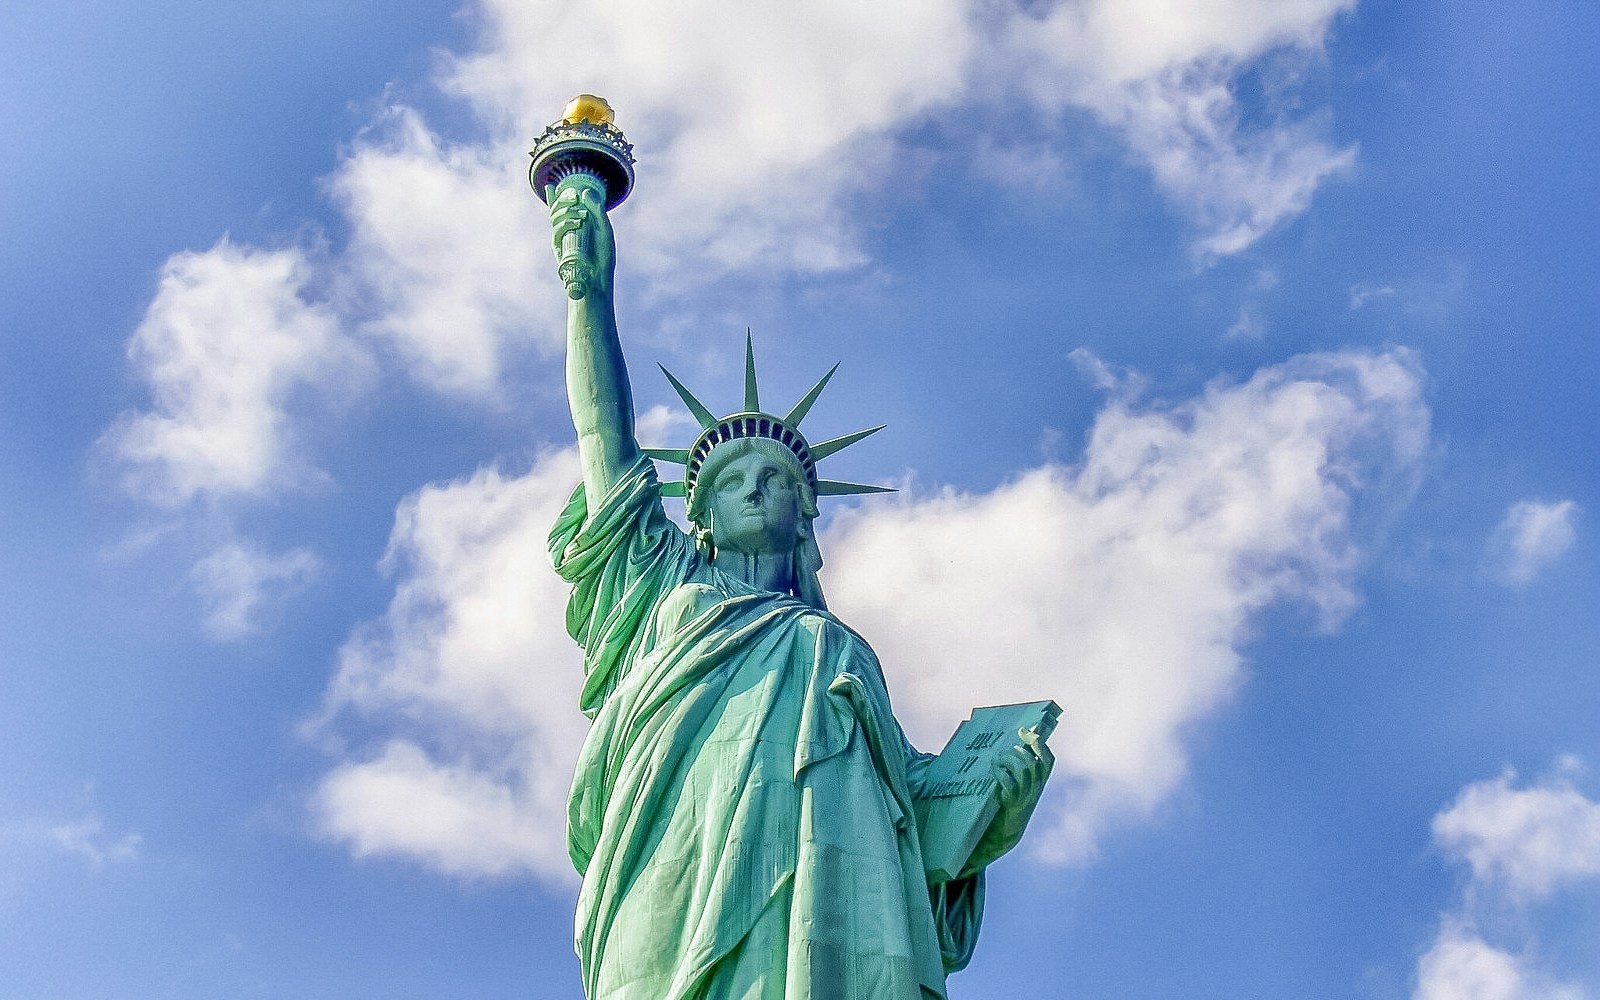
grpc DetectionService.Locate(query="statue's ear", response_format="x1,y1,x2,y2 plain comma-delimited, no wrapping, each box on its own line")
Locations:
694,513,715,556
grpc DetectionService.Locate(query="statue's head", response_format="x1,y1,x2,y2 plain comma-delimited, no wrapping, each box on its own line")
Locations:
651,335,892,608
688,437,819,554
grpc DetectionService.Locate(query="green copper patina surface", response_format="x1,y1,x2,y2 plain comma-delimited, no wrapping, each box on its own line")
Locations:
537,100,1053,1000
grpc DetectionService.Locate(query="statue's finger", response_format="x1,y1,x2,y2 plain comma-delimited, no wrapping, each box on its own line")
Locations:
1017,728,1044,762
551,218,582,243
1019,727,1055,769
1027,757,1048,789
996,767,1020,801
997,752,1028,789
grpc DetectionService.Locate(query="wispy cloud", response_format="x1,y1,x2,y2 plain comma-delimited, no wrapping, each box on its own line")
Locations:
48,814,142,869
99,241,364,641
1488,500,1579,587
310,351,1428,877
103,240,361,507
1414,761,1600,999
115,0,1361,417
331,107,558,397
1349,282,1398,310
1004,0,1357,259
1348,263,1466,322
190,541,323,641
2,808,141,873
1226,303,1267,339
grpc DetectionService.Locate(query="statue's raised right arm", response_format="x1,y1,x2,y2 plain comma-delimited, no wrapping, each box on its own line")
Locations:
548,182,640,504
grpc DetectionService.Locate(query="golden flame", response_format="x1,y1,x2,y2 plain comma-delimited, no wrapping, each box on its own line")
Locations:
562,94,615,126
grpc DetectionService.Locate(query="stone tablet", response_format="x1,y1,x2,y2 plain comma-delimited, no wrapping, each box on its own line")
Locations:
915,700,1063,884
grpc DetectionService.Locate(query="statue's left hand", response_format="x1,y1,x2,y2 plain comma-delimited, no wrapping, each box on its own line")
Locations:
966,727,1055,872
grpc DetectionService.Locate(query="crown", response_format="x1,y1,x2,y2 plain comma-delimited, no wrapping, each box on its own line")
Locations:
645,334,893,506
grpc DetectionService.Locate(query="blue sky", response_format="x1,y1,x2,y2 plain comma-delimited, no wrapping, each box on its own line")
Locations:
3,1,1598,997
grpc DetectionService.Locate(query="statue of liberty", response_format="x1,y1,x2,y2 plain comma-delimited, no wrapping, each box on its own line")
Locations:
535,96,1054,1000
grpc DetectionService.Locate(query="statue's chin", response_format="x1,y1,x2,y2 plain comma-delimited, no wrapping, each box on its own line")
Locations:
712,528,796,559
714,540,788,559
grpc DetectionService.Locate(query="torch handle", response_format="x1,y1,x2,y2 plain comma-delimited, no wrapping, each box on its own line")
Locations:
553,170,607,301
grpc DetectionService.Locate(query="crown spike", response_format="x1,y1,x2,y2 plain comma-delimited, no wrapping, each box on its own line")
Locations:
809,424,887,461
658,364,718,429
815,480,897,496
783,363,840,427
743,331,760,412
659,481,687,497
642,447,691,464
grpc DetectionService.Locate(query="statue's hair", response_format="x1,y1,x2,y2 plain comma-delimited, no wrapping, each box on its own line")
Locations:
685,437,826,610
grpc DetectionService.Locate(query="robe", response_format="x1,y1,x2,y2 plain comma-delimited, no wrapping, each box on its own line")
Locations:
550,456,984,1000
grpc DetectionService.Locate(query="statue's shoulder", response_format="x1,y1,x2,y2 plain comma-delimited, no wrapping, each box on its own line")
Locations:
654,581,723,644
794,605,877,657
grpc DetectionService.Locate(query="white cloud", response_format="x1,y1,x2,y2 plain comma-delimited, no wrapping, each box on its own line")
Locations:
1415,921,1536,1000
331,108,559,396
312,446,588,880
319,0,1357,384
1004,0,1357,257
1,808,141,873
110,0,1363,498
48,814,142,869
1414,765,1600,1000
317,740,570,879
190,541,323,641
458,0,1353,265
823,346,1428,861
428,0,975,288
102,241,363,642
1433,765,1600,903
1350,282,1398,309
312,353,1427,879
1227,303,1266,339
1489,500,1579,587
104,240,359,506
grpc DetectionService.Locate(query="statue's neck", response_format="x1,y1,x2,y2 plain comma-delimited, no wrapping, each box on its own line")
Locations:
712,548,794,595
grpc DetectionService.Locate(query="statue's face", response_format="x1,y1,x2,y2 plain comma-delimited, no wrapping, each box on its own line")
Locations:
707,450,805,556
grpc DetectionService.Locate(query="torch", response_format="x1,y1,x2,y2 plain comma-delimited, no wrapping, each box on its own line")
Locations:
529,94,636,301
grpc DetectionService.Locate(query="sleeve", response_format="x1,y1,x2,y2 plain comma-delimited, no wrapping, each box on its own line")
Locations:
904,735,988,973
929,873,986,973
548,455,699,715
